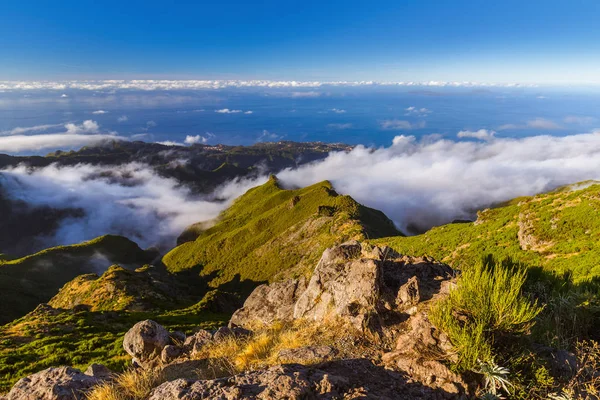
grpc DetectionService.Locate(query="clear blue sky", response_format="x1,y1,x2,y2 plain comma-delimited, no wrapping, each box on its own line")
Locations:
1,0,599,84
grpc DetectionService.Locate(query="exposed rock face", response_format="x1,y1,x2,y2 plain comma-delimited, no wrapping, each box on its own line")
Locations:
123,319,171,368
5,367,98,400
382,313,469,395
517,212,553,252
148,359,462,400
231,241,454,334
229,278,307,327
226,241,467,396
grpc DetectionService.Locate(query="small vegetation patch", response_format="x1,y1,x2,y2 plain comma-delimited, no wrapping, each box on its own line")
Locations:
430,260,542,372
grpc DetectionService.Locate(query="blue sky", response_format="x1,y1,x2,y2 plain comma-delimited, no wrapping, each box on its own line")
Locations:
1,0,599,83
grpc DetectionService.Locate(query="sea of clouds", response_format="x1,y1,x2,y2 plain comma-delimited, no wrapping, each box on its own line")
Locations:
2,131,600,251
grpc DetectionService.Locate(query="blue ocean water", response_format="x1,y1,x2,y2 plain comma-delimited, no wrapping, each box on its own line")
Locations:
1,85,600,153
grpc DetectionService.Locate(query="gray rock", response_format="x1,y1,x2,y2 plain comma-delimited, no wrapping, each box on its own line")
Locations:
147,359,459,399
123,320,170,368
229,241,455,334
382,313,468,395
397,276,420,307
84,363,112,380
293,241,383,329
278,345,337,363
229,278,307,328
183,329,213,356
5,366,99,400
161,345,183,364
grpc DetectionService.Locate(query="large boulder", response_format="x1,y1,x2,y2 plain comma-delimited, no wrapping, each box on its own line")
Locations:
148,359,463,399
123,319,171,368
5,366,99,400
293,242,383,329
229,278,307,327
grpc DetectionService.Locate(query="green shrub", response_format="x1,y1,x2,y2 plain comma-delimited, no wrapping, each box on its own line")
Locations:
431,261,542,372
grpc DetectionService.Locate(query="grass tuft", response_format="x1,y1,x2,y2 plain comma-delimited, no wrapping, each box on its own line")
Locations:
430,261,542,372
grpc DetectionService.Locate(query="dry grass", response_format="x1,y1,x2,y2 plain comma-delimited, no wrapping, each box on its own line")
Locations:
195,319,362,376
86,369,166,400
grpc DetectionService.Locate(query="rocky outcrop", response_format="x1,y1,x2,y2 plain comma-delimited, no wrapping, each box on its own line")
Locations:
225,241,468,396
123,320,171,368
4,367,99,400
229,278,307,327
148,359,461,400
231,241,454,334
382,313,469,395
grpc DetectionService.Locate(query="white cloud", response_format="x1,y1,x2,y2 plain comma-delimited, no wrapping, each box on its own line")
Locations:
216,108,253,114
0,163,266,250
331,108,346,114
457,129,496,140
156,141,183,147
327,123,353,130
65,120,100,135
0,133,123,153
117,115,128,122
146,120,157,128
92,110,108,114
0,80,531,91
275,131,600,233
405,106,432,116
60,94,68,98
184,134,212,145
131,133,149,140
215,108,242,114
0,123,63,136
380,120,425,130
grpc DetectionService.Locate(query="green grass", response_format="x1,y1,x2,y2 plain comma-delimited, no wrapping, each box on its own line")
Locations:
430,260,542,372
374,183,600,282
163,176,399,286
0,305,228,394
0,235,156,324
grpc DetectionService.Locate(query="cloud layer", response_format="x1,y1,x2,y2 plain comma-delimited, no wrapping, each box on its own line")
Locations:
0,80,531,91
0,120,123,153
0,163,265,250
277,132,600,233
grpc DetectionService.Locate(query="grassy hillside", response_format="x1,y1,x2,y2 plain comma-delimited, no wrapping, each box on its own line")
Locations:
0,304,227,393
374,182,600,282
163,176,399,286
48,264,211,313
0,235,157,324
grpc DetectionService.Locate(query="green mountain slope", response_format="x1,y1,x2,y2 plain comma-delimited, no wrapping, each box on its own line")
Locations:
374,182,600,281
163,176,400,285
47,264,210,312
0,235,157,324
